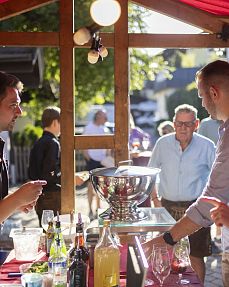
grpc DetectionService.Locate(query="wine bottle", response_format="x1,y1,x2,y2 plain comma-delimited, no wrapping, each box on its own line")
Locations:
69,249,87,287
68,213,89,264
94,219,120,287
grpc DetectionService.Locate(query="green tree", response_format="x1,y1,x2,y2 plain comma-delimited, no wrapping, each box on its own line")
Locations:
0,1,172,121
166,82,208,120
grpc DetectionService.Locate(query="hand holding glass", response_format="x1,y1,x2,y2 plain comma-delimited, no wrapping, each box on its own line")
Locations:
41,210,54,232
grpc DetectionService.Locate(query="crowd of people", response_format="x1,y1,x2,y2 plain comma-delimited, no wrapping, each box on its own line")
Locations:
1,60,229,286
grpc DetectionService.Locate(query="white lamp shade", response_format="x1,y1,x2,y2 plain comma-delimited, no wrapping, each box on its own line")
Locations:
73,27,91,45
88,50,100,64
90,0,121,26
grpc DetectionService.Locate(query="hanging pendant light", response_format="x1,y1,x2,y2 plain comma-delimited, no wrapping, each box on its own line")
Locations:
90,0,121,27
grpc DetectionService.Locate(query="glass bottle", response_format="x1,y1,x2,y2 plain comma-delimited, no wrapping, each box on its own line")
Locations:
48,238,67,287
50,212,67,256
68,221,89,265
94,219,120,287
46,221,55,257
69,249,87,287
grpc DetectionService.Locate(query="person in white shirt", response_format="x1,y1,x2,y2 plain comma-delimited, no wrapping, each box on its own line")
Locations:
83,110,109,219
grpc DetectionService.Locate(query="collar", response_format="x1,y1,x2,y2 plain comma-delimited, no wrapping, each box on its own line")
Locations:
42,130,56,139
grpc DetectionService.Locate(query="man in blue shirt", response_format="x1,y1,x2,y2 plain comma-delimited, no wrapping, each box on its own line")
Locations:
148,104,215,282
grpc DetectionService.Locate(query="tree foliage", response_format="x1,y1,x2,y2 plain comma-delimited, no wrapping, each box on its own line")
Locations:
0,1,172,121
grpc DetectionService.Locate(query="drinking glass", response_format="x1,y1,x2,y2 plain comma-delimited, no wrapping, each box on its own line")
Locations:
41,210,54,232
139,233,154,286
142,137,150,150
151,247,171,287
171,238,191,285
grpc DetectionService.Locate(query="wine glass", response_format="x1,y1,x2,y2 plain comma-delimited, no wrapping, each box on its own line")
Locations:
142,137,150,151
139,233,154,286
171,239,191,285
151,247,171,287
41,210,54,232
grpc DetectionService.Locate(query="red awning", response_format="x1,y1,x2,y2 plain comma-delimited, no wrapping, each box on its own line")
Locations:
178,0,229,16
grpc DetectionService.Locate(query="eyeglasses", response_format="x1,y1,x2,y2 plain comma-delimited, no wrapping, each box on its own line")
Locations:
174,120,196,128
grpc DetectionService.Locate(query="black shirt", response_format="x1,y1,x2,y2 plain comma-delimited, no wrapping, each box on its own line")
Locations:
0,138,8,200
28,131,61,192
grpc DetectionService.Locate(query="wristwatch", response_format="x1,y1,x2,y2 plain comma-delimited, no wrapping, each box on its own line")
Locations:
163,231,177,246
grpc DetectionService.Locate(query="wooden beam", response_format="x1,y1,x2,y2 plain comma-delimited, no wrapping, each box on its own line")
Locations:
129,33,229,48
74,135,114,150
0,0,57,21
1,32,228,49
131,0,226,34
114,0,129,164
0,32,59,46
59,0,74,214
74,32,114,48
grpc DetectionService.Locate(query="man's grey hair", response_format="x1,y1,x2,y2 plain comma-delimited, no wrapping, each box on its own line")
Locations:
173,104,198,121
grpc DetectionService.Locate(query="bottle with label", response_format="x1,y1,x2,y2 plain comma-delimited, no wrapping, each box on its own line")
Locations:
48,238,67,287
46,221,55,257
50,212,67,256
69,249,87,287
94,219,120,287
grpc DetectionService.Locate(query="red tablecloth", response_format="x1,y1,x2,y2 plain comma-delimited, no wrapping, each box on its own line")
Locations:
0,249,47,284
0,246,203,287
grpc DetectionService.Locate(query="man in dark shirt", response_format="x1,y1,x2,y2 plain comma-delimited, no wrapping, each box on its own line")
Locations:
28,107,61,222
29,107,61,224
0,71,46,225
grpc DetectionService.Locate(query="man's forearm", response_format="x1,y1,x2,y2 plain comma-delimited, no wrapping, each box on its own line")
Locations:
0,193,19,223
170,214,202,242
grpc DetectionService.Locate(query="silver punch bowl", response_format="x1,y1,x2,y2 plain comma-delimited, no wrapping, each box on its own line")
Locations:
90,165,160,222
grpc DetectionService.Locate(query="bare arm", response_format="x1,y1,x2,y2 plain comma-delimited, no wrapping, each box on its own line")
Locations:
0,180,46,223
143,215,202,258
151,186,161,207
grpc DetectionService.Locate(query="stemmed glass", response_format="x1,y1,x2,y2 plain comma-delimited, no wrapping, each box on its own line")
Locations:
151,247,171,287
142,137,150,151
171,237,191,285
41,210,54,232
139,233,154,286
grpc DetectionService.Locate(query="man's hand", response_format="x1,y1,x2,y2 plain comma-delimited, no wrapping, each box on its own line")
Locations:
201,196,229,228
153,197,162,208
14,180,47,209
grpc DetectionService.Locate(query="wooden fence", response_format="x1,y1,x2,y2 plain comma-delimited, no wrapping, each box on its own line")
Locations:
12,146,86,183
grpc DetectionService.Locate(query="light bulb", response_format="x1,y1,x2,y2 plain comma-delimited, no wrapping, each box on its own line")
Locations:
73,27,91,45
90,0,121,26
88,50,100,64
99,46,108,58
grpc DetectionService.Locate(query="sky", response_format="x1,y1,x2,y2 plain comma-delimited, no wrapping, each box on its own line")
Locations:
145,11,202,34
143,11,202,55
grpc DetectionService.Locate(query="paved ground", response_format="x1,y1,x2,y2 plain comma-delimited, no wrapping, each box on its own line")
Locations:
0,185,224,286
